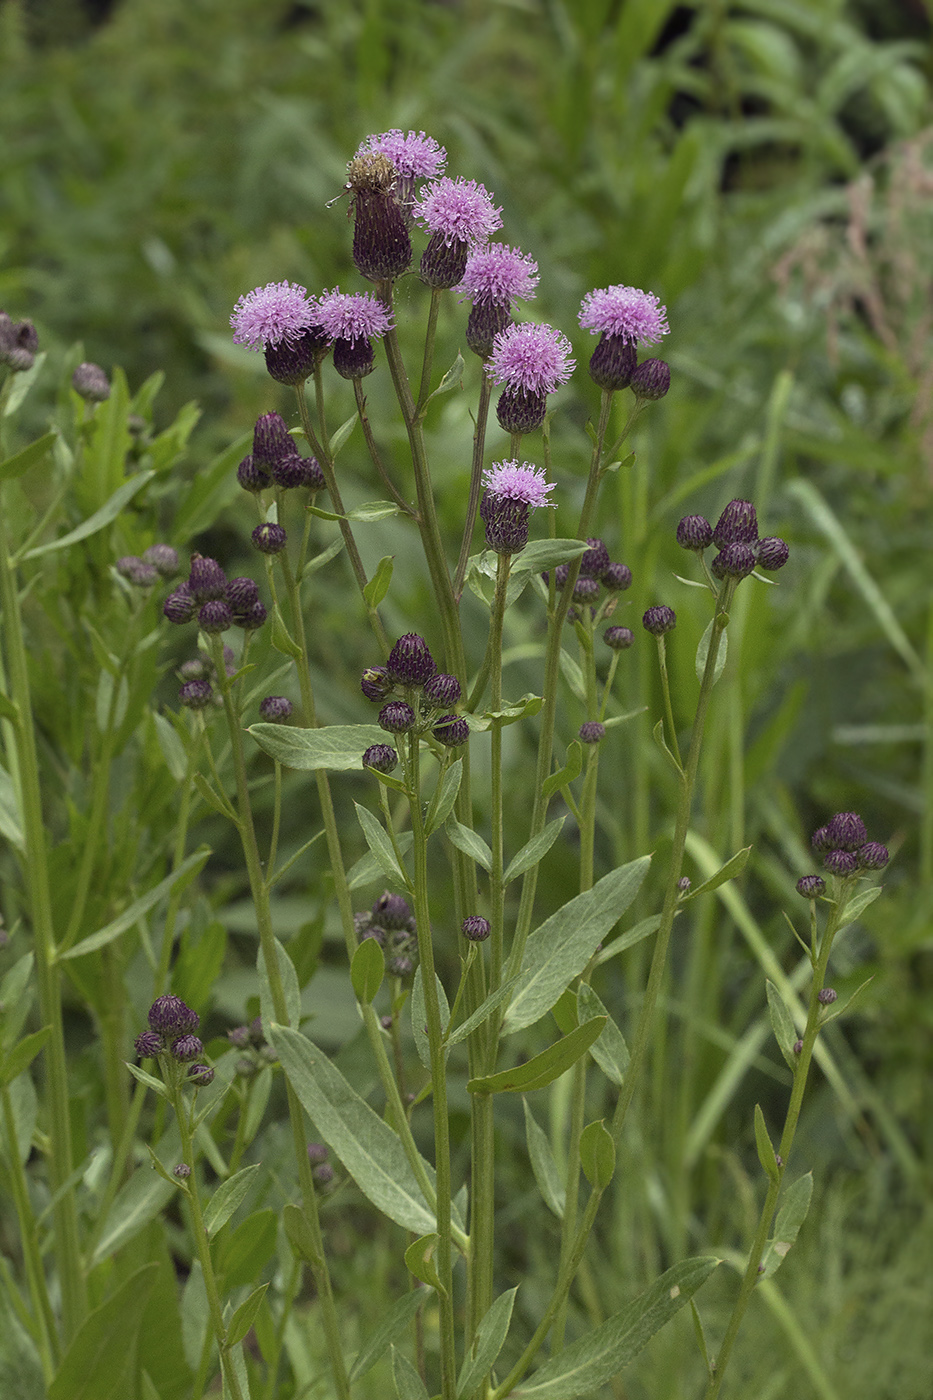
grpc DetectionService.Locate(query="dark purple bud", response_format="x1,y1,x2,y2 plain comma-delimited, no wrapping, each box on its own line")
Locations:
116,556,159,587
225,576,260,613
148,995,199,1036
252,523,287,554
756,536,789,571
379,701,416,734
307,1142,329,1165
423,672,462,708
72,361,111,402
259,695,292,723
236,600,268,630
198,599,233,634
554,564,571,590
579,721,606,745
237,454,271,493
188,554,227,603
823,849,859,876
811,825,833,852
387,954,414,977
359,925,386,946
421,231,470,289
572,577,600,604
188,1064,215,1086
580,538,611,578
433,714,470,746
793,1039,804,1055
271,454,307,490
481,492,530,554
676,514,714,551
461,915,491,942
348,155,413,281
362,743,398,773
265,325,331,385
134,1030,163,1058
252,411,294,469
173,1163,191,1179
227,1025,251,1048
495,388,547,435
380,1014,394,1030
817,988,837,1005
179,679,214,710
713,499,758,548
602,562,632,591
642,605,676,636
604,625,634,651
171,1034,203,1062
387,633,437,687
466,301,512,358
361,666,393,702
313,1162,335,1186
163,582,197,624
143,543,179,577
630,357,670,400
677,876,691,893
796,875,826,899
588,334,637,392
299,456,326,491
373,892,413,929
857,842,889,870
711,542,758,580
825,812,868,851
333,335,376,380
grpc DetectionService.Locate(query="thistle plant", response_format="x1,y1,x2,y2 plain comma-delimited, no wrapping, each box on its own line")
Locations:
0,125,895,1400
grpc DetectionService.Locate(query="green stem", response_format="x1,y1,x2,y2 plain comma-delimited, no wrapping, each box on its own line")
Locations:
453,372,494,602
416,286,443,416
352,377,416,516
1,1081,58,1382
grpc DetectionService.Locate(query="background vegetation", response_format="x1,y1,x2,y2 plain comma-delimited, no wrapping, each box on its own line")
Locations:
1,1,931,1396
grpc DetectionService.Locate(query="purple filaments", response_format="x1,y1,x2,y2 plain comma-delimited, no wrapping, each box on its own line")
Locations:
231,281,318,350
481,460,555,509
457,245,539,308
357,130,446,181
413,178,503,246
315,289,393,344
578,284,670,346
486,323,575,395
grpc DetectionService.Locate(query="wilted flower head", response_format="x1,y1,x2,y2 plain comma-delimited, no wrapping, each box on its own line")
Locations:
487,323,575,395
357,130,446,205
345,152,412,281
231,281,317,351
578,284,669,346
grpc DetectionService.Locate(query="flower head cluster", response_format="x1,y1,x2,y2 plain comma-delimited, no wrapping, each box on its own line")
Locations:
359,635,464,746
163,555,268,673
676,500,789,583
134,996,212,1085
544,536,633,624
355,890,418,978
808,812,890,879
227,1016,277,1078
0,311,39,372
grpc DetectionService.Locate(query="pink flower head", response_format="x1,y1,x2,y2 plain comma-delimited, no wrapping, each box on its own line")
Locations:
230,281,317,351
413,177,503,247
578,284,669,346
457,244,539,308
486,322,575,395
481,460,555,509
357,129,446,180
314,289,394,344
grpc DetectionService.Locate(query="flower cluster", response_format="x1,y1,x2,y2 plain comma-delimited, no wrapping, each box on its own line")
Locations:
227,1016,278,1078
238,411,323,493
0,311,39,372
677,500,789,582
163,554,268,647
134,996,214,1086
544,536,633,627
803,811,890,882
360,634,466,750
115,544,179,589
355,890,419,978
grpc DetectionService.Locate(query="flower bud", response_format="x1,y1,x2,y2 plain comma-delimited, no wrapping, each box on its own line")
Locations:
461,915,491,942
72,361,111,402
387,634,436,687
252,522,287,554
857,841,889,870
796,875,826,899
579,721,605,745
676,515,714,551
237,454,271,493
362,743,398,773
825,811,867,851
171,1034,203,1062
823,849,858,876
173,1163,191,1179
642,605,676,636
711,542,757,580
148,995,199,1036
602,562,632,592
604,625,634,651
713,499,758,547
630,357,670,400
379,701,416,734
143,544,179,577
756,536,789,571
198,599,233,633
587,334,637,391
495,388,547,435
373,892,413,929
188,1064,215,1086
179,679,213,709
361,666,393,702
433,715,469,746
817,988,838,1005
259,696,292,723
422,672,462,708
134,1030,163,1058
163,583,197,624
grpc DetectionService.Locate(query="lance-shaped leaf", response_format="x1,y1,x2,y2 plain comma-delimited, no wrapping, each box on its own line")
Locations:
542,742,582,801
753,1104,779,1183
48,1263,159,1400
760,1172,813,1278
0,1026,51,1088
502,857,650,1035
248,723,387,772
203,1163,261,1238
446,818,492,872
511,1257,719,1399
425,761,463,837
349,1291,426,1382
351,938,385,1005
25,471,155,559
467,1018,606,1095
523,1100,565,1218
457,1287,518,1398
60,849,210,960
504,817,567,885
695,618,728,686
392,1346,430,1400
0,429,57,481
766,979,800,1072
404,1233,446,1297
226,1282,269,1349
355,802,410,889
680,847,751,901
579,1120,615,1191
578,984,629,1087
271,1026,441,1237
363,554,395,608
258,937,301,1033
445,977,519,1049
411,967,451,1070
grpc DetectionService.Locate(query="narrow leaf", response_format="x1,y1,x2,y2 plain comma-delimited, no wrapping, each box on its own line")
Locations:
392,1346,430,1400
125,1062,170,1100
226,1283,269,1348
512,1258,719,1399
203,1163,261,1238
502,857,651,1035
681,847,751,901
445,977,518,1048
504,817,567,885
457,1287,518,1398
329,413,357,458
404,1234,446,1297
820,974,874,1024
48,1264,159,1400
363,554,395,608
425,761,463,837
837,885,883,928
754,1103,779,1182
282,1203,321,1267
24,472,155,559
355,802,409,888
257,937,301,1033
593,915,661,965
542,742,582,800
411,966,451,1071
0,429,57,481
695,618,728,686
578,984,629,1087
349,1291,426,1382
652,718,684,779
467,1018,606,1095
0,1026,51,1087
351,938,385,1005
766,979,800,1072
60,849,210,960
445,818,492,872
760,1172,813,1278
192,772,237,822
579,1120,615,1191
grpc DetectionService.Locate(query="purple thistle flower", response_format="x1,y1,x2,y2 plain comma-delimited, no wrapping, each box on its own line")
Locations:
316,289,393,377
414,178,502,247
481,460,555,509
578,284,670,346
486,323,575,396
457,245,539,308
356,129,446,207
231,281,317,351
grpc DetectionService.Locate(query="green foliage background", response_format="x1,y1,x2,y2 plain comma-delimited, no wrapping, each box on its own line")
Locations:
2,0,932,1396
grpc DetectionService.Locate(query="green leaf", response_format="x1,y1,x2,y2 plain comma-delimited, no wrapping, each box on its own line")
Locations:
577,984,629,1087
60,849,210,960
23,471,155,559
226,1282,269,1348
349,1291,426,1383
248,723,387,771
125,1062,170,1101
579,1120,615,1191
355,802,410,888
766,979,800,1073
542,742,583,800
504,817,567,885
0,429,57,481
820,974,874,1024
558,651,587,704
215,1209,277,1292
444,977,519,1049
512,1258,719,1399
173,430,250,539
349,500,400,522
467,1018,606,1094
754,1103,780,1182
153,710,188,782
695,618,728,687
329,413,357,458
681,847,751,901
502,857,651,1035
271,1026,437,1237
468,693,543,730
425,350,465,402
457,1287,518,1398
363,554,395,607
49,1264,158,1400
348,831,414,891
302,537,345,577
351,937,385,1005
760,1172,813,1279
258,937,301,1032
652,718,684,779
425,761,463,837
203,1163,261,1238
445,818,492,872
282,1203,321,1267
837,885,883,929
0,1026,51,1087
411,966,451,1071
2,352,45,416
0,954,35,1053
404,1233,446,1297
90,1128,181,1266
392,1346,430,1400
